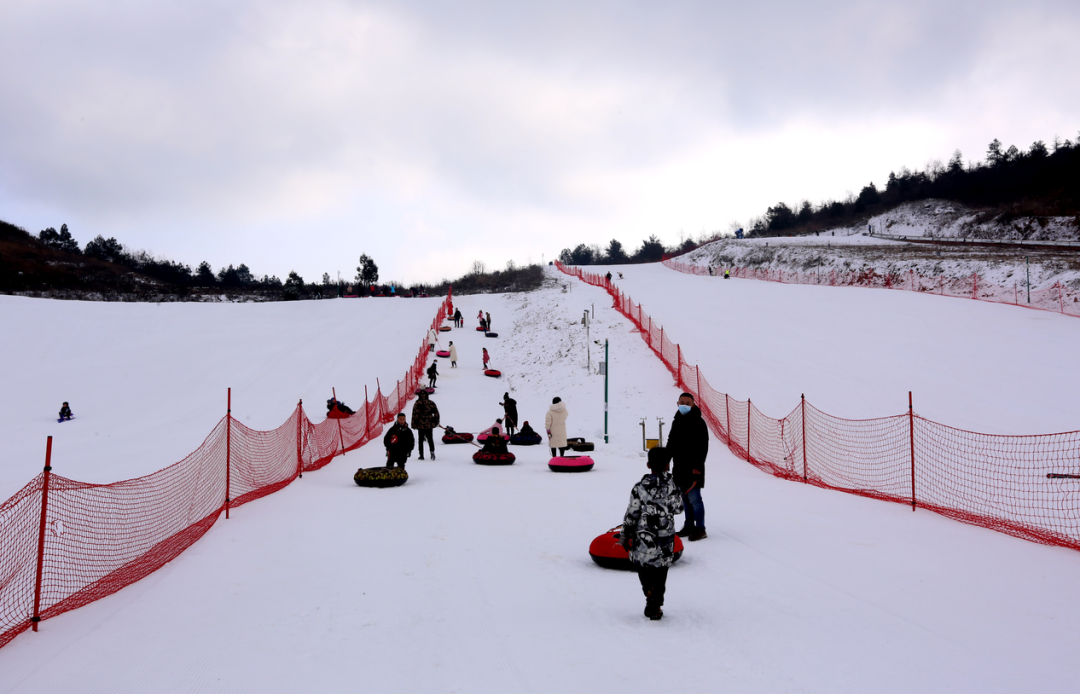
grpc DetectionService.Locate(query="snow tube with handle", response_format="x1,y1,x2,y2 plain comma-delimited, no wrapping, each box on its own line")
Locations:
439,326,452,332
484,369,502,378
548,455,594,472
414,386,435,395
510,432,543,446
436,350,451,358
354,466,408,488
473,451,516,465
588,526,684,571
441,431,474,444
485,332,498,338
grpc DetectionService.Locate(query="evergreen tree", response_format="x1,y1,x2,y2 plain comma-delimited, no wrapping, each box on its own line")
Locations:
605,238,628,263
356,254,379,285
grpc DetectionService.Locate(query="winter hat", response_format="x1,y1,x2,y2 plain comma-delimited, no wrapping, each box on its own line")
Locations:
552,396,561,404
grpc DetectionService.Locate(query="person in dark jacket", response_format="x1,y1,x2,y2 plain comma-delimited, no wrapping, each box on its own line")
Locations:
384,413,415,468
500,392,518,436
453,308,463,327
58,402,74,420
621,446,684,620
666,392,709,541
410,391,440,460
480,427,509,455
427,361,439,389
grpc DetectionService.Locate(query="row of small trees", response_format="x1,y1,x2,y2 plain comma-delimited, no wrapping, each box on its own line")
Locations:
556,235,677,267
749,133,1080,236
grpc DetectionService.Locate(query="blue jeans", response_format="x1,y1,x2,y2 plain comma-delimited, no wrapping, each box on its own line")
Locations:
683,486,705,529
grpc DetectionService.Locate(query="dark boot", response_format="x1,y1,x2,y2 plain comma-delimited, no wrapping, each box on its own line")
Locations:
688,528,708,542
676,523,693,537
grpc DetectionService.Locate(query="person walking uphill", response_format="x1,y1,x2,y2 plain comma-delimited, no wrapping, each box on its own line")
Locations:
482,347,490,370
384,413,415,468
545,397,568,457
449,341,458,367
621,446,684,620
410,391,440,460
427,361,439,389
500,392,518,437
427,328,439,353
666,392,709,541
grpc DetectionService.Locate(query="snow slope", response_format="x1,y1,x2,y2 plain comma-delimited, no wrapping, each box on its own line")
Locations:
1,269,1079,693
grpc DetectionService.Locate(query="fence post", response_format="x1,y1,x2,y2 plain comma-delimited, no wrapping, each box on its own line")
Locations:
31,436,54,632
1059,282,1064,313
226,388,231,519
296,399,304,479
725,393,731,446
364,385,369,441
746,398,752,462
333,387,346,455
801,394,807,482
909,391,916,512
972,272,977,300
676,344,682,387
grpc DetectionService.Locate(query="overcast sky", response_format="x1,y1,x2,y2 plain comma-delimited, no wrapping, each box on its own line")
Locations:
2,0,1078,285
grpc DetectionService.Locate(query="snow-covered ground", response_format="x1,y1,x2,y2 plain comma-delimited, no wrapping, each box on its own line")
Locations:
1,267,1079,693
678,201,1080,292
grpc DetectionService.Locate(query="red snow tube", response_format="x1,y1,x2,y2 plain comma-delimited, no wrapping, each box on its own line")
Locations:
548,455,594,472
588,527,684,571
484,370,501,378
485,332,498,338
476,433,510,443
441,431,474,444
439,326,452,332
414,386,435,395
327,406,352,419
473,451,516,465
476,326,486,331
436,350,451,358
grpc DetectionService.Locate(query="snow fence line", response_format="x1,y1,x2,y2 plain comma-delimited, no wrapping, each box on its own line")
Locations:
0,292,454,651
661,257,1080,319
556,261,1080,553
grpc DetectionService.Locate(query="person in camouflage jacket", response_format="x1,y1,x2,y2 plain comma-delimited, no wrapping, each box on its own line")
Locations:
410,391,440,460
621,446,684,620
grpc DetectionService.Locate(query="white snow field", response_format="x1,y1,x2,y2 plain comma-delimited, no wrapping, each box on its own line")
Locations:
1,267,1079,693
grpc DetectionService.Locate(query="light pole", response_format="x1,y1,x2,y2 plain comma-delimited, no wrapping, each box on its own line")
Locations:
603,339,609,443
1026,256,1031,304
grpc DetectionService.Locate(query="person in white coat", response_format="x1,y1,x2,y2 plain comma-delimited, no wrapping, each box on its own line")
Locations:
448,341,458,368
427,328,439,352
545,397,569,457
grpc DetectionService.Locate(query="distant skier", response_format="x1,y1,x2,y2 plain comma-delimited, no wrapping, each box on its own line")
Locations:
427,361,439,389
500,392,518,437
449,341,458,368
482,347,490,370
58,402,74,421
326,397,355,415
605,271,612,283
384,413,415,468
621,446,684,621
410,392,439,460
723,269,730,279
545,397,569,457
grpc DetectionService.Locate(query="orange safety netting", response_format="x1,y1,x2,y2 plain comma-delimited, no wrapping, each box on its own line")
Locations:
661,257,1080,318
0,293,452,650
556,261,1080,551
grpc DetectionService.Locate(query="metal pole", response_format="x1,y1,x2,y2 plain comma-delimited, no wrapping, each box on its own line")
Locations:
604,339,609,444
801,394,807,482
1026,257,1030,304
909,391,916,511
32,436,53,632
226,388,231,519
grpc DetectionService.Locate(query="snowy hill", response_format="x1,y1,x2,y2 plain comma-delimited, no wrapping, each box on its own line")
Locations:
1,268,1078,693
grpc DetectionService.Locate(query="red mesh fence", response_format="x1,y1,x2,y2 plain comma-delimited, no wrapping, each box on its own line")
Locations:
662,257,1080,318
0,292,452,650
555,261,1080,552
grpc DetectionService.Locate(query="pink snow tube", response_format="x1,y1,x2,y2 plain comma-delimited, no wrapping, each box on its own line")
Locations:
548,455,594,472
436,350,451,358
476,433,510,443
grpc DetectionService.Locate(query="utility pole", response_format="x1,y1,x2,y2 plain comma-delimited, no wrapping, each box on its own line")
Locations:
1026,256,1031,304
603,339,609,443
583,310,590,371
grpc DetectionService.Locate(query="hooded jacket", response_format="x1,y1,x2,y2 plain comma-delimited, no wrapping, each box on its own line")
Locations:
410,392,440,430
623,471,685,568
666,405,709,490
545,402,569,448
383,422,415,460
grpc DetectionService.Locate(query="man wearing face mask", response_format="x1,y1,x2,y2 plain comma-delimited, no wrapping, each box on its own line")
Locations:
666,392,709,541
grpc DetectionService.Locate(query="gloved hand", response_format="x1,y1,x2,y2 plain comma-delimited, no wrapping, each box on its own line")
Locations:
547,430,551,436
